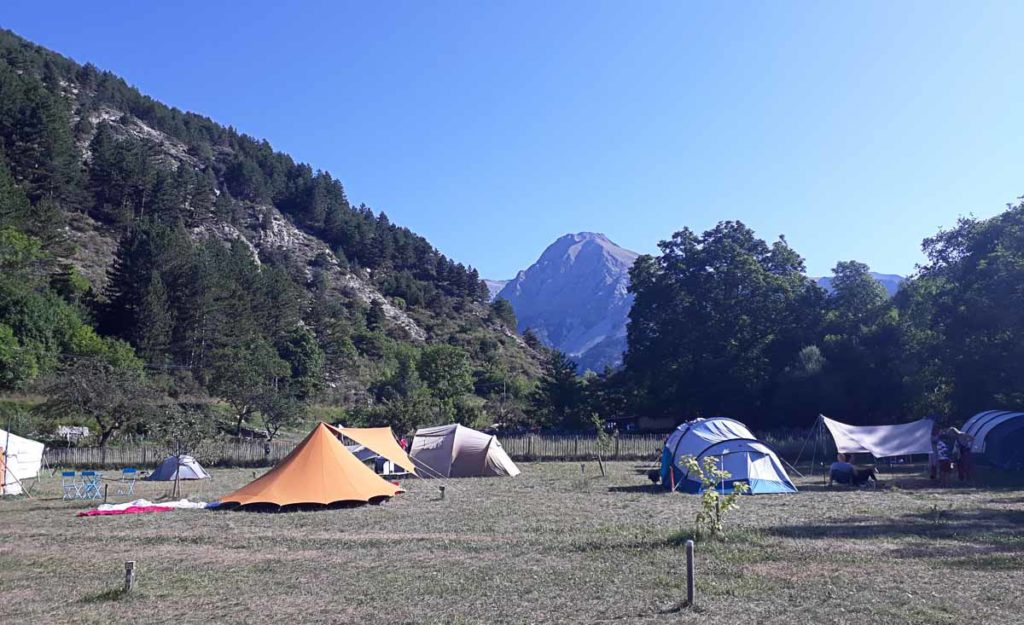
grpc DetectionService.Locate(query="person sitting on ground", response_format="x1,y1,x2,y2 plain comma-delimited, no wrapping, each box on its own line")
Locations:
829,453,855,486
830,453,878,487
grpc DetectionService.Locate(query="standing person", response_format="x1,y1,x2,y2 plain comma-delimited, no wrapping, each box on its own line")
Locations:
951,428,975,482
935,431,954,486
929,423,942,480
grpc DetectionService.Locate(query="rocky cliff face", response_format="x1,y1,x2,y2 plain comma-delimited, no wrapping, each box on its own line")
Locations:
484,279,509,301
64,108,429,342
497,233,638,371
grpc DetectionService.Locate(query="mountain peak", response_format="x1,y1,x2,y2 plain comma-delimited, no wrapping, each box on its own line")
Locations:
496,233,640,372
541,232,638,270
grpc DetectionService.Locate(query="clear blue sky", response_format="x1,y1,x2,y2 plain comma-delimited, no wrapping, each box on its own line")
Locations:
5,2,1024,278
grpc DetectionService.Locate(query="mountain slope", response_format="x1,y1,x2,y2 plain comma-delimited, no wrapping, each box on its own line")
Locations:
815,272,903,296
0,29,541,423
497,233,638,372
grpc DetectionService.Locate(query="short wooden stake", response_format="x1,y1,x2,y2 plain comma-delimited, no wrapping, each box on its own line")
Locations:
685,540,695,606
439,485,446,500
580,463,585,476
103,484,108,504
124,561,136,593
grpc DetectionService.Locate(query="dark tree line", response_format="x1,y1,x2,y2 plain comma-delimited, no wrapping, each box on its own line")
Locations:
527,210,1024,432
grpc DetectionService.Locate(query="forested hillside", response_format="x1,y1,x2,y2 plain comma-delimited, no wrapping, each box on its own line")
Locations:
0,29,542,442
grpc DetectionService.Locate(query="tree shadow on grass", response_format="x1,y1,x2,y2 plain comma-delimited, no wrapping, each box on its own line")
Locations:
607,484,666,495
764,507,1024,560
80,588,130,603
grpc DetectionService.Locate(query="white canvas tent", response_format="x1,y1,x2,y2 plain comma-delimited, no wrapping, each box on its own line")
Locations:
820,416,934,457
410,424,520,478
1,428,45,496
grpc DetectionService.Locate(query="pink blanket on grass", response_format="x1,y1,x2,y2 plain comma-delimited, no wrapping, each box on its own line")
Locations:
78,505,174,517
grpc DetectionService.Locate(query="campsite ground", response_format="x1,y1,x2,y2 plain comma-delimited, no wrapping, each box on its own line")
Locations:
2,462,1022,625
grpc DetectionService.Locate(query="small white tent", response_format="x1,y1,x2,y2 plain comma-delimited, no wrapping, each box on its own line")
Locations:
145,455,210,481
1,428,45,496
410,424,520,478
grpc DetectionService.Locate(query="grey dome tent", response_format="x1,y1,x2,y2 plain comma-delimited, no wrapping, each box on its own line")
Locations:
962,410,1024,470
146,455,210,481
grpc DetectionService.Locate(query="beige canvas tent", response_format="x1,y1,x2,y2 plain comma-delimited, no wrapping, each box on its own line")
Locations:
410,424,520,478
1,428,45,496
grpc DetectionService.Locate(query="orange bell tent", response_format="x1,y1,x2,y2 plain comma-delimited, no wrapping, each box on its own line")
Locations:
327,424,416,474
220,422,400,510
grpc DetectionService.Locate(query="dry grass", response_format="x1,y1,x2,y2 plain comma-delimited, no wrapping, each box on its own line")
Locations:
1,463,1022,625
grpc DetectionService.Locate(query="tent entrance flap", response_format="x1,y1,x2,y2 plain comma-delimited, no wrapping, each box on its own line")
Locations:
327,425,415,474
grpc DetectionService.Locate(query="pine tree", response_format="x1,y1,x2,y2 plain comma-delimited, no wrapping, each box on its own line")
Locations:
136,272,173,364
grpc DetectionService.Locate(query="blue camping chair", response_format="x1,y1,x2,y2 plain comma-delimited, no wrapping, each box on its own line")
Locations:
61,471,83,500
80,471,102,500
115,468,137,497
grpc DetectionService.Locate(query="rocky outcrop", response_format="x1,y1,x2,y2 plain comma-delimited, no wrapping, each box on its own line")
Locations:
67,109,427,342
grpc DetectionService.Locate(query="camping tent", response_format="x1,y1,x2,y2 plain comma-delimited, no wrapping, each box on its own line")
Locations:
820,416,933,457
1,428,45,496
659,417,797,494
410,424,520,478
346,444,379,463
219,422,400,510
329,425,415,474
962,410,1024,470
146,455,210,481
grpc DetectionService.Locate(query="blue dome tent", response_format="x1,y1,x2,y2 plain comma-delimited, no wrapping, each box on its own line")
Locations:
962,410,1024,470
659,417,797,494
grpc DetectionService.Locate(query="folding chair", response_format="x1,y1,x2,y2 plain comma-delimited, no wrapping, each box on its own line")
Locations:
61,471,83,500
116,468,137,497
80,471,102,500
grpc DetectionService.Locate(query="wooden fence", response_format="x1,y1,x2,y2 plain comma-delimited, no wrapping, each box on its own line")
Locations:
44,439,295,470
499,434,664,461
43,434,665,469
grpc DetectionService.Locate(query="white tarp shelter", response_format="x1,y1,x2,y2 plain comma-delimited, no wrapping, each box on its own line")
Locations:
410,424,520,478
1,428,45,496
821,415,934,458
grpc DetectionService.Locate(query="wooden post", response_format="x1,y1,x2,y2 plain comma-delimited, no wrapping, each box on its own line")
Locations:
685,540,695,606
103,484,108,504
124,561,136,593
439,485,446,500
580,463,585,476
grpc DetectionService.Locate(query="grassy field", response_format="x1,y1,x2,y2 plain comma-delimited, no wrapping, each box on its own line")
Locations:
2,462,1023,625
